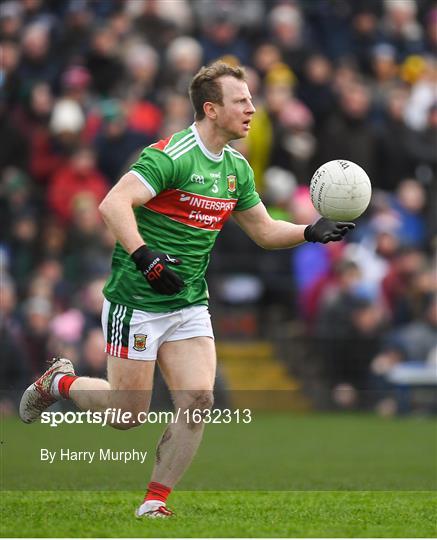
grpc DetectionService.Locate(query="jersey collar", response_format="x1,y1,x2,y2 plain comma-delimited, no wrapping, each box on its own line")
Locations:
190,123,224,162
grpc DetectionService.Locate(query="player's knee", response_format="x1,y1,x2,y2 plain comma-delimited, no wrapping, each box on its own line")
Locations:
190,390,214,411
186,390,214,430
109,406,148,430
110,420,138,431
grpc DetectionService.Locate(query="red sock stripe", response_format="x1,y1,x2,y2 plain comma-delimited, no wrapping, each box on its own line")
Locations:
145,481,172,503
58,375,78,399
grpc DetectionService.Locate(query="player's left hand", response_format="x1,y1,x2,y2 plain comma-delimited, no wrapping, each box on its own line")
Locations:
304,217,355,244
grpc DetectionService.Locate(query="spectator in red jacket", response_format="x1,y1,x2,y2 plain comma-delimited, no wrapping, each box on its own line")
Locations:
47,145,108,224
381,245,427,324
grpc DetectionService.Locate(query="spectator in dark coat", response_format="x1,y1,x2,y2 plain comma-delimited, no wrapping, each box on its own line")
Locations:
376,86,414,191
17,23,58,95
267,3,311,78
297,54,336,133
405,103,437,177
94,100,151,184
380,0,425,60
0,99,29,172
349,3,384,74
85,26,125,97
316,81,378,184
199,10,250,66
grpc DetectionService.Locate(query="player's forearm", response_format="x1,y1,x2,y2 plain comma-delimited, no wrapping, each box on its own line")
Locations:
258,220,307,249
99,196,145,255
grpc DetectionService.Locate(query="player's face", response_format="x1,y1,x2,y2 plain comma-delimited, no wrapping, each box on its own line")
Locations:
215,76,256,139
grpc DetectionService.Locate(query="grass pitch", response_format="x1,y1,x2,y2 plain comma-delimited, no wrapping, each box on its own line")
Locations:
1,412,436,537
1,490,436,537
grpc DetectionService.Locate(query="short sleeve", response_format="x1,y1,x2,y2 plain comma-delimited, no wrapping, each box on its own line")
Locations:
130,147,176,196
235,166,261,211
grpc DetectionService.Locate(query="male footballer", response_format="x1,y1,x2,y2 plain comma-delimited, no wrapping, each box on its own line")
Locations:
20,61,354,517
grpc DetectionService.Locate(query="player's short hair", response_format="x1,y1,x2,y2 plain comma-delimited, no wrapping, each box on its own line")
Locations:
189,61,246,120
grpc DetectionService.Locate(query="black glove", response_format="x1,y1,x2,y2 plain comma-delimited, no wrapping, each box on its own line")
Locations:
304,218,355,244
131,245,185,295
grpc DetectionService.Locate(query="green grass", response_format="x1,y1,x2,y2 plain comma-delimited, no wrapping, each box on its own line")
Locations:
1,412,436,536
1,490,436,537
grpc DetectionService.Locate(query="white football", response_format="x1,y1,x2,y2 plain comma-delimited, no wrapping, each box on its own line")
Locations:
310,160,372,221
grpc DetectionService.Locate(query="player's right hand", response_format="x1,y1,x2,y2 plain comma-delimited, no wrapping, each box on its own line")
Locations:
130,245,185,295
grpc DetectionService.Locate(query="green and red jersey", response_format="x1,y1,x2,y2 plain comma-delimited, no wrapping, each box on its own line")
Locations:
103,124,261,312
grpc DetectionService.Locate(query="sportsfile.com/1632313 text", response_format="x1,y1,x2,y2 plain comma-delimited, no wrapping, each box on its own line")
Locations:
40,408,253,427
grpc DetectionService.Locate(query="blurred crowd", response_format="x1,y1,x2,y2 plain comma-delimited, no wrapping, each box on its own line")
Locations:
1,0,436,415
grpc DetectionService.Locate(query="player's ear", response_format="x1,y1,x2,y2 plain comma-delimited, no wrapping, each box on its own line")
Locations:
203,101,218,120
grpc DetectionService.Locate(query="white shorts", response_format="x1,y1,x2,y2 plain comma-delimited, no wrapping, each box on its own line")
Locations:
101,299,214,361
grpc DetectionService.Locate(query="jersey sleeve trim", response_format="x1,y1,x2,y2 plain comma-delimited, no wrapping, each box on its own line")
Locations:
129,170,157,197
233,199,261,212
